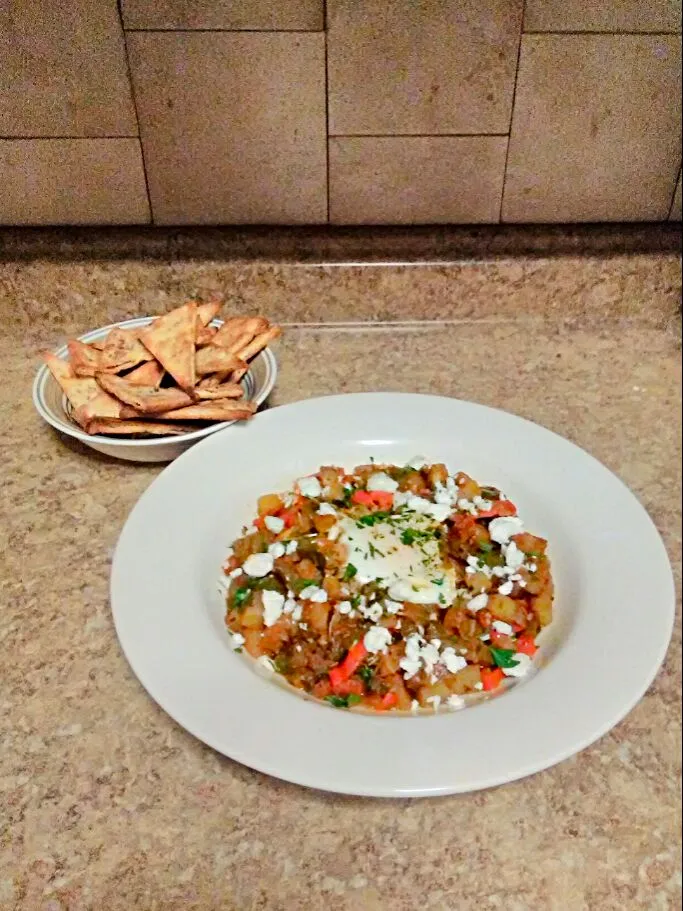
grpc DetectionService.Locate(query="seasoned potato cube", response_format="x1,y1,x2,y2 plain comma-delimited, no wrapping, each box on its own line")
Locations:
417,681,451,705
488,593,526,626
427,463,448,486
531,585,553,627
257,493,283,516
241,592,265,629
449,664,482,695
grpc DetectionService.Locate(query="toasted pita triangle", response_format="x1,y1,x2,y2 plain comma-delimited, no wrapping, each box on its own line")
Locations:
99,327,153,373
138,302,197,390
86,419,196,437
153,400,257,421
67,340,100,377
236,325,281,361
73,390,124,427
43,351,100,410
212,316,267,351
197,300,222,326
195,347,244,376
96,373,193,414
194,382,244,400
196,323,218,346
125,360,165,387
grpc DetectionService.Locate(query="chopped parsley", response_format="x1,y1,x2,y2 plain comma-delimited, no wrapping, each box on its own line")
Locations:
400,527,435,546
343,563,358,581
291,576,320,593
368,541,385,558
325,694,363,709
478,542,495,553
357,511,392,527
490,647,520,669
357,665,374,685
432,576,444,585
232,586,252,610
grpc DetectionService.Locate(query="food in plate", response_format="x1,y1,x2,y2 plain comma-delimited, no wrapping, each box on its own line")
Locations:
223,460,554,713
41,300,281,437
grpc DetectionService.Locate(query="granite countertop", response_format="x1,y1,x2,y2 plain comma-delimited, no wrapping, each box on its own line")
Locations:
1,230,681,911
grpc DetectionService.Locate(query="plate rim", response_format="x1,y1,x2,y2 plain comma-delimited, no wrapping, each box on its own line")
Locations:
110,391,676,797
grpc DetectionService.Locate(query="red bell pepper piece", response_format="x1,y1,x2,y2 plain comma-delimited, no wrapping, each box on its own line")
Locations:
516,635,538,657
477,500,518,519
481,667,505,691
380,692,398,710
351,490,394,510
328,640,369,688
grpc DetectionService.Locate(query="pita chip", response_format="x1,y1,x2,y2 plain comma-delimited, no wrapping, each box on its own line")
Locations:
212,316,267,351
138,301,197,390
73,390,124,427
99,327,153,373
196,323,218,346
43,351,100,411
96,373,193,414
197,300,222,326
194,382,244,401
195,347,244,376
153,400,257,421
236,325,281,361
67,340,100,377
125,360,165,387
86,419,196,436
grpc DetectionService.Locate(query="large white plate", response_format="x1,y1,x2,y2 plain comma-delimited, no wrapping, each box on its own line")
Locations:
111,393,675,797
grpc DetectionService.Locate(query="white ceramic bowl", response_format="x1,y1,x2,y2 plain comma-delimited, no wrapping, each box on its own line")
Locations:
32,316,278,463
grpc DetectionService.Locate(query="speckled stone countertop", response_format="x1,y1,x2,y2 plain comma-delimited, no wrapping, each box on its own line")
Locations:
1,231,681,911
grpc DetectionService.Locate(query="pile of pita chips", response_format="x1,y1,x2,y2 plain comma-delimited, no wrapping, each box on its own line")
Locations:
42,300,281,437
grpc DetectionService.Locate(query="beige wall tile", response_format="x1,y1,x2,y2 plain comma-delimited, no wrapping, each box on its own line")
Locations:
122,0,323,30
0,140,150,225
329,136,507,224
503,36,682,223
127,33,326,225
327,0,523,135
0,0,137,137
525,0,681,33
670,172,682,220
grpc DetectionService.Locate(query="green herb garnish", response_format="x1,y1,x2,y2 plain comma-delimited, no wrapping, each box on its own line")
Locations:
479,542,495,553
343,563,358,581
490,647,520,669
325,694,363,709
232,586,252,610
368,541,385,558
291,577,320,593
432,577,444,586
401,527,434,545
357,511,392,527
358,665,374,685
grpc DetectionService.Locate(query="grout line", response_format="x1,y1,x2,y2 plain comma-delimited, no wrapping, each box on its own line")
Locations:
667,166,682,219
523,29,681,35
118,3,155,225
323,0,330,223
279,317,542,330
0,135,141,141
123,27,324,33
499,2,525,223
329,132,510,139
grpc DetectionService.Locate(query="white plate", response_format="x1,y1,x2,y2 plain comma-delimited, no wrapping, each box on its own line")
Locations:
111,393,675,797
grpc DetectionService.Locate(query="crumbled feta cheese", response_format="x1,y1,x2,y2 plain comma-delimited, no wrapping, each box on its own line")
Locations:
242,553,274,578
230,632,245,650
298,475,322,498
441,647,468,674
467,593,489,613
492,620,514,635
497,580,514,596
228,567,242,578
337,600,353,615
399,633,424,679
292,604,303,622
528,562,538,573
360,601,383,623
502,652,533,679
489,516,524,545
384,599,402,614
407,455,427,469
446,694,466,710
327,525,340,541
457,498,478,515
426,695,441,712
300,585,328,603
404,494,451,523
264,515,285,534
504,540,525,571
256,655,275,673
299,622,308,631
262,590,286,627
473,496,492,511
411,699,420,713
366,472,399,493
283,598,298,615
474,682,484,691
317,502,337,516
268,541,286,558
363,626,393,654
285,540,298,555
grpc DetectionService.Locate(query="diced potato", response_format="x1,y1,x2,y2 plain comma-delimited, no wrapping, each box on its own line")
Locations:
531,585,553,627
243,630,263,657
417,681,451,705
304,601,330,636
399,470,425,494
257,493,283,516
454,472,480,499
319,466,344,501
488,593,526,626
378,644,403,677
449,664,482,695
313,513,336,534
241,595,265,629
427,463,448,487
323,575,343,601
468,571,492,594
233,531,267,563
260,621,290,654
512,532,548,555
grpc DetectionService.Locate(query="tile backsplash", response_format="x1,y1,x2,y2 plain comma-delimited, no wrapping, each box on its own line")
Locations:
1,0,681,225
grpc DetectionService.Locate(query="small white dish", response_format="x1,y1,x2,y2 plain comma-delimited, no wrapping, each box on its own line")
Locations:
110,393,675,796
32,316,278,462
